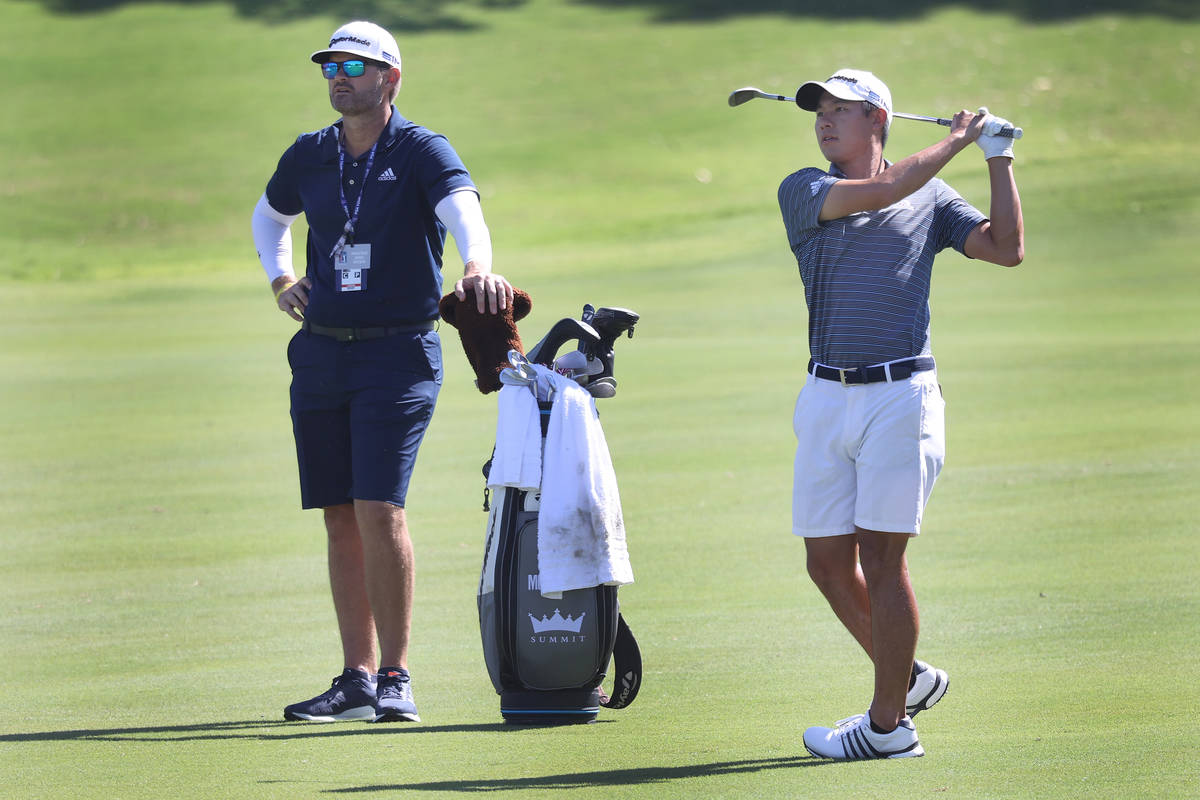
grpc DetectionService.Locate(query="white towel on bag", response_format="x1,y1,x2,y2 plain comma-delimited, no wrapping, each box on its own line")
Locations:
537,372,633,597
487,384,541,491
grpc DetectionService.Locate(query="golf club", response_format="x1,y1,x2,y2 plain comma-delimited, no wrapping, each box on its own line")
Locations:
728,86,1023,139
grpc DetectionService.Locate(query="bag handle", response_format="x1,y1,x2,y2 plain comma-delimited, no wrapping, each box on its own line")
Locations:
599,614,641,709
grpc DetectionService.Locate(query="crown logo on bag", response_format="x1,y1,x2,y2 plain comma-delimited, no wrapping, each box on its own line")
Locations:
528,609,586,633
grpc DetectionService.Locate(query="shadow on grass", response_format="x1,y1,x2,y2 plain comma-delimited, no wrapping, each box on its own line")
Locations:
324,756,825,793
0,720,515,743
4,722,830,787
29,0,1199,27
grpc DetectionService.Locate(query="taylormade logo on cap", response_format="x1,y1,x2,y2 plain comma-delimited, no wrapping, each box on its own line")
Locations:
795,69,893,129
311,21,401,69
331,35,372,48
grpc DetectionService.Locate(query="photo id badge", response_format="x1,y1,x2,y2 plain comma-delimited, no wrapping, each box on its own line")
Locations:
335,243,371,292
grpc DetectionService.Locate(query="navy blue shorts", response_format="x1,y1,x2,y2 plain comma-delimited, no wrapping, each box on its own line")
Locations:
287,329,443,509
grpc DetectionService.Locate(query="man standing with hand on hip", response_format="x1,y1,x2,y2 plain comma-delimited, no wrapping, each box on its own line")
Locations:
777,69,1023,758
251,20,513,724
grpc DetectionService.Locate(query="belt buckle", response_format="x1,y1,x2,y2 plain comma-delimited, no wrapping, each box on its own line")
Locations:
839,368,856,387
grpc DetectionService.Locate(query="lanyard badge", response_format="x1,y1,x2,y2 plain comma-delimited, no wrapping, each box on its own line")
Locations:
335,243,372,292
331,138,378,291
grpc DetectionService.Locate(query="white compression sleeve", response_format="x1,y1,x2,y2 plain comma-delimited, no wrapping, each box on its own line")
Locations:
251,193,300,283
435,189,493,270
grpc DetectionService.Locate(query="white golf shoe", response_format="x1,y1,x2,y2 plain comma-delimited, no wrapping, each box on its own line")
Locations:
906,660,949,717
803,712,924,760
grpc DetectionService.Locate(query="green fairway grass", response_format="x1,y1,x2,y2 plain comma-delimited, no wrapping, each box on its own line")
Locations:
2,0,1198,798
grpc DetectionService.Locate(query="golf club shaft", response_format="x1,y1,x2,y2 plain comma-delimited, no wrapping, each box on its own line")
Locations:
894,111,951,126
893,111,1020,139
729,88,1022,138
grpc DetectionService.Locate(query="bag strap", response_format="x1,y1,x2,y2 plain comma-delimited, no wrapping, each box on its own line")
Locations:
599,614,642,709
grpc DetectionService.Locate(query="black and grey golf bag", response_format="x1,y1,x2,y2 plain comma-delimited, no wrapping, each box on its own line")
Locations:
477,305,643,724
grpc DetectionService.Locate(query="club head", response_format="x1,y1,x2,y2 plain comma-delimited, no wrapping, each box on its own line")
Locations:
507,349,534,381
589,307,639,344
553,350,589,373
587,377,618,399
728,87,763,107
499,368,532,387
728,87,795,107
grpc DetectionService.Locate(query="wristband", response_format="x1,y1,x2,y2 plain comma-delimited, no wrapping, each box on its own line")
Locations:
274,279,297,301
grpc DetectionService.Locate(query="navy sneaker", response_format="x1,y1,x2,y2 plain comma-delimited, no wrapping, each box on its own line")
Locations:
373,667,420,723
283,668,376,722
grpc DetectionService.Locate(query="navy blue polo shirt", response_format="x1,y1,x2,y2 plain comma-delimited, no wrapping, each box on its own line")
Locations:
265,107,476,326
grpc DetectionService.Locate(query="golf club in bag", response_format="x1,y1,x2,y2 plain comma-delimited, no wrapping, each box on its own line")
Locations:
478,304,642,724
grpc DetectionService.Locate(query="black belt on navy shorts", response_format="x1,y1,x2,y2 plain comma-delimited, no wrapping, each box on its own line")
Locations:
302,320,435,342
808,357,935,386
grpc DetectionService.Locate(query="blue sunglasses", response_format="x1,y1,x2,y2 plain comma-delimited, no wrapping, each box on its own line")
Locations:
321,60,378,79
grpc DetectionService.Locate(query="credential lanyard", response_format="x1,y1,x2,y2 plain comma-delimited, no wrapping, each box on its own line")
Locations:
330,139,378,259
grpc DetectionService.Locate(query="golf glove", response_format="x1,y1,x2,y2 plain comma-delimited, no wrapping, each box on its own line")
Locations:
975,106,1015,161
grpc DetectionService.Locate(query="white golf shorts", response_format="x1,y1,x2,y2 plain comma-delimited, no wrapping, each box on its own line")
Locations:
792,368,945,537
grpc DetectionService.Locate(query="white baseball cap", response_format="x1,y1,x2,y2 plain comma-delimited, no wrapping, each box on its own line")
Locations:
795,69,892,131
311,21,401,70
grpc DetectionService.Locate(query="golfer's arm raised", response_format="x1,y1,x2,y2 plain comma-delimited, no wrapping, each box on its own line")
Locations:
819,110,982,222
962,157,1024,267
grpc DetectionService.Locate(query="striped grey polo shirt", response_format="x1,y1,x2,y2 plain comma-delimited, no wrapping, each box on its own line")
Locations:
779,164,985,369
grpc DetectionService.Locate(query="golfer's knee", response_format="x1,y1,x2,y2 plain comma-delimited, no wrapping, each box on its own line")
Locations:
806,550,852,592
354,499,407,537
323,503,357,539
857,550,909,594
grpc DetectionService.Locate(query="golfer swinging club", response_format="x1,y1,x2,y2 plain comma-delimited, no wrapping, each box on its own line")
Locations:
778,69,1023,758
251,20,513,723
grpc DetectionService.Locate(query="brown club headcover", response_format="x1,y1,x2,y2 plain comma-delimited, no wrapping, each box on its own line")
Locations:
438,287,533,393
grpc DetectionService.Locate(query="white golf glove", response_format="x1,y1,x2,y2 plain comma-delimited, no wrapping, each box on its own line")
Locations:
975,106,1015,161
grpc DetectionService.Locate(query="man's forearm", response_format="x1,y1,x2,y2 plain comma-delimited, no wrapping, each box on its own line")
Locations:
987,158,1024,265
822,132,972,220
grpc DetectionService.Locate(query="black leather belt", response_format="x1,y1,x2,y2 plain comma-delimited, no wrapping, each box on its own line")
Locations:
303,320,435,342
808,357,935,386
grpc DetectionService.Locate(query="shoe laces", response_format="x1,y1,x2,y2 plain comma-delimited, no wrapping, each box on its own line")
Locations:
833,713,867,730
326,671,371,695
378,675,412,700
329,672,360,689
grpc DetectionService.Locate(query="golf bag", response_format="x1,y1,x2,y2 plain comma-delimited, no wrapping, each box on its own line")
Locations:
478,305,643,724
